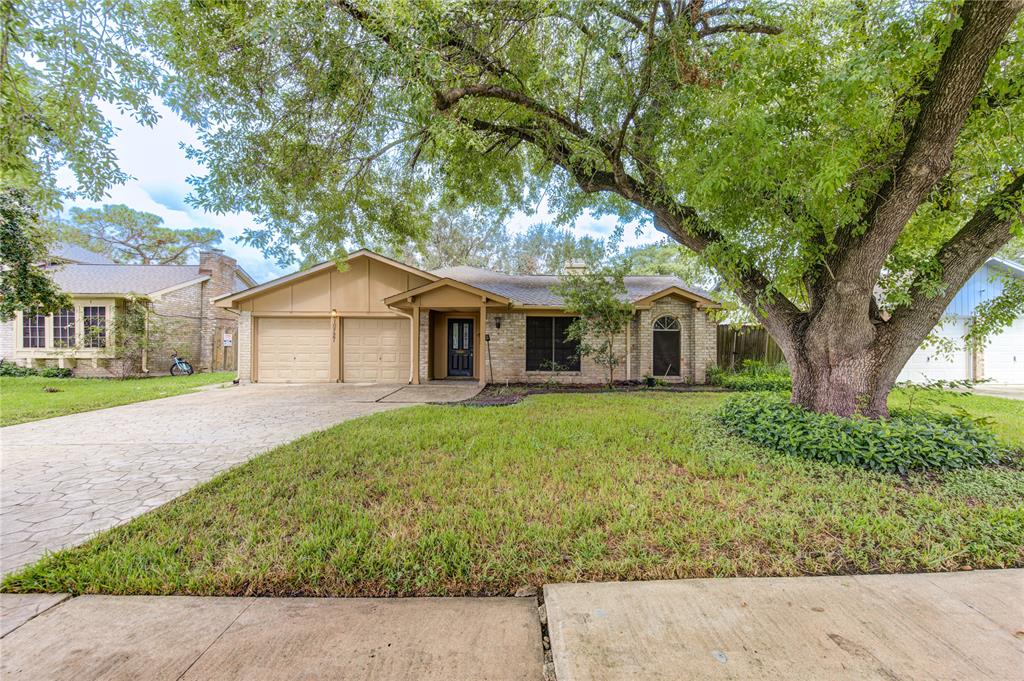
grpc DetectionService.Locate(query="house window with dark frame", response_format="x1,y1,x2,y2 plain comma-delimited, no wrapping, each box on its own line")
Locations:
83,306,107,348
53,308,76,348
526,316,581,371
22,313,45,348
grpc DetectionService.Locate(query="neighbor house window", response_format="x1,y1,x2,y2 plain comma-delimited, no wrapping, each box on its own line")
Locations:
83,306,107,348
526,316,581,371
22,313,45,348
53,308,76,347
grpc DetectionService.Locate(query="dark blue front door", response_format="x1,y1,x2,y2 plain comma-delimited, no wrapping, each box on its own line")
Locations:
447,318,474,377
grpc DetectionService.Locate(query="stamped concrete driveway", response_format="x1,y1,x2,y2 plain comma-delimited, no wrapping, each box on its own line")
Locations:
0,382,478,576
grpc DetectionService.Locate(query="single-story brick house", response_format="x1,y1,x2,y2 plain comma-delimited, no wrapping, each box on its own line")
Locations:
214,249,720,385
0,243,256,376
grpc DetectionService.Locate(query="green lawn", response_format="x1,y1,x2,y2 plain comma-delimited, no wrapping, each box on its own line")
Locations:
889,390,1024,449
3,391,1020,597
0,372,235,426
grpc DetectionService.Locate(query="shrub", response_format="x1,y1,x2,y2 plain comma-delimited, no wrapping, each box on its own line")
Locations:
38,367,73,378
717,392,1009,474
708,360,791,391
0,362,73,378
0,361,37,377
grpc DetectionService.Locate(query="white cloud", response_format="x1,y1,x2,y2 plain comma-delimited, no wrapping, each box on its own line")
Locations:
62,98,664,282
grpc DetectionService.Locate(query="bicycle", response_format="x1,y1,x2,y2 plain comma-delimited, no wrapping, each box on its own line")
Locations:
170,351,194,376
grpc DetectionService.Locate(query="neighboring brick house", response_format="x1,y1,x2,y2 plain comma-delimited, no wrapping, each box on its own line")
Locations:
1,244,256,376
214,249,719,386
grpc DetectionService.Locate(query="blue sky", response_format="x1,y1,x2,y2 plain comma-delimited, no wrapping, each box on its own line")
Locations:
61,99,663,283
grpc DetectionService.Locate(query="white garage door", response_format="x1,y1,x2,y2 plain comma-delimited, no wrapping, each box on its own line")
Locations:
984,317,1024,384
257,317,331,383
897,318,970,384
343,317,410,383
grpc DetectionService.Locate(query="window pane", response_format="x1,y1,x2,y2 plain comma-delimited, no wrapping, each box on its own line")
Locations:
525,317,553,371
83,306,106,348
553,317,581,371
22,313,45,348
53,308,76,347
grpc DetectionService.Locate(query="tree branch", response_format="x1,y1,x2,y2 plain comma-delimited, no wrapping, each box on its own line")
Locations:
886,172,1024,335
835,0,1022,290
697,22,782,38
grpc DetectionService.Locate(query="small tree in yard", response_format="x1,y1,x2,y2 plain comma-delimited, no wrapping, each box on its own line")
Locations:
555,264,635,387
104,297,178,379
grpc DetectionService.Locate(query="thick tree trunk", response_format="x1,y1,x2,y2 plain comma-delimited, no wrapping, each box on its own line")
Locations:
787,347,893,419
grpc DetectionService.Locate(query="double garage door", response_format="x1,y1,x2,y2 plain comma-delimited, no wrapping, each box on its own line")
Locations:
256,317,409,383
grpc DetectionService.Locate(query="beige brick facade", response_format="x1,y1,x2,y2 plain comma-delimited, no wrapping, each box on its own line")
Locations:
149,283,203,373
480,295,716,385
418,310,431,383
237,310,252,382
2,249,247,377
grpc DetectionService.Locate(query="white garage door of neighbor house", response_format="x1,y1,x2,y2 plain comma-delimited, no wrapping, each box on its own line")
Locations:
985,317,1024,384
343,317,410,383
257,317,332,383
897,318,970,384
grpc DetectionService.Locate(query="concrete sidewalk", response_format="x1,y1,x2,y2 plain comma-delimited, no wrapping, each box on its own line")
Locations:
545,569,1024,681
2,569,1020,680
0,594,542,680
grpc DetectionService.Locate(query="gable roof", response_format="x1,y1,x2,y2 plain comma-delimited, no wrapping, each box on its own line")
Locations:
988,256,1024,279
383,277,511,306
429,265,719,307
46,264,208,296
213,249,438,306
48,242,114,265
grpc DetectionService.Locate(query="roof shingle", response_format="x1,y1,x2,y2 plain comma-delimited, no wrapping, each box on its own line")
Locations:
46,264,206,295
429,265,716,306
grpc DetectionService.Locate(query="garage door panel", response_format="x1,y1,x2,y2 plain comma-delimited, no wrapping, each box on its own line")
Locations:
343,317,410,383
985,318,1024,384
257,318,331,383
897,318,969,384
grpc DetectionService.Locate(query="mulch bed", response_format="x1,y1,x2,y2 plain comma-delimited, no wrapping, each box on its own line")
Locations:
457,382,730,407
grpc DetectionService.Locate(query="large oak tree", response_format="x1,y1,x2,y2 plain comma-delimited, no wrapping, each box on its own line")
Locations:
158,2,1024,414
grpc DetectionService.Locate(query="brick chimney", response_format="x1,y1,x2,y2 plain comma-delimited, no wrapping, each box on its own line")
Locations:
198,249,241,371
564,259,589,275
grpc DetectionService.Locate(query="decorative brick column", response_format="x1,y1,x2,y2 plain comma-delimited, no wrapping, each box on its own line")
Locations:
236,310,252,383
419,310,430,383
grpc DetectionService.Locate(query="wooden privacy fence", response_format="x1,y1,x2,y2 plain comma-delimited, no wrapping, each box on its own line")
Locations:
717,324,784,371
210,324,237,372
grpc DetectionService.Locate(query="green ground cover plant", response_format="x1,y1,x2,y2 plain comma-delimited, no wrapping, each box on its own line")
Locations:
4,392,1020,597
0,372,234,426
718,392,1012,474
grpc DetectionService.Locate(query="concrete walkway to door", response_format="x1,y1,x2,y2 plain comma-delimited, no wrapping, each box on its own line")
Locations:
0,382,480,576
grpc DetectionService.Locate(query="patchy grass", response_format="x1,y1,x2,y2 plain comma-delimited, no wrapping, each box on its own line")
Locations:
0,372,234,426
3,392,1020,597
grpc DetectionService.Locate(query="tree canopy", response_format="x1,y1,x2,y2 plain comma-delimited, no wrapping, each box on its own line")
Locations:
144,0,1022,416
1,1,161,207
5,1,1023,416
0,187,70,321
60,204,222,265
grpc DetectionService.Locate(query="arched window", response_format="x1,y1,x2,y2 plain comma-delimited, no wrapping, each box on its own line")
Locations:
653,316,680,331
652,316,681,377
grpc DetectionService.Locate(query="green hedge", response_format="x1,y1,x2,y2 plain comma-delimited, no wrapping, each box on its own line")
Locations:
717,392,1009,474
0,363,73,378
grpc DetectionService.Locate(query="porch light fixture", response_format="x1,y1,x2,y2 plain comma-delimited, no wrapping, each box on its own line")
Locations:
494,316,502,329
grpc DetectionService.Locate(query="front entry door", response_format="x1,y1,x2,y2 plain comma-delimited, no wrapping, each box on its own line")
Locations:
447,318,474,377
